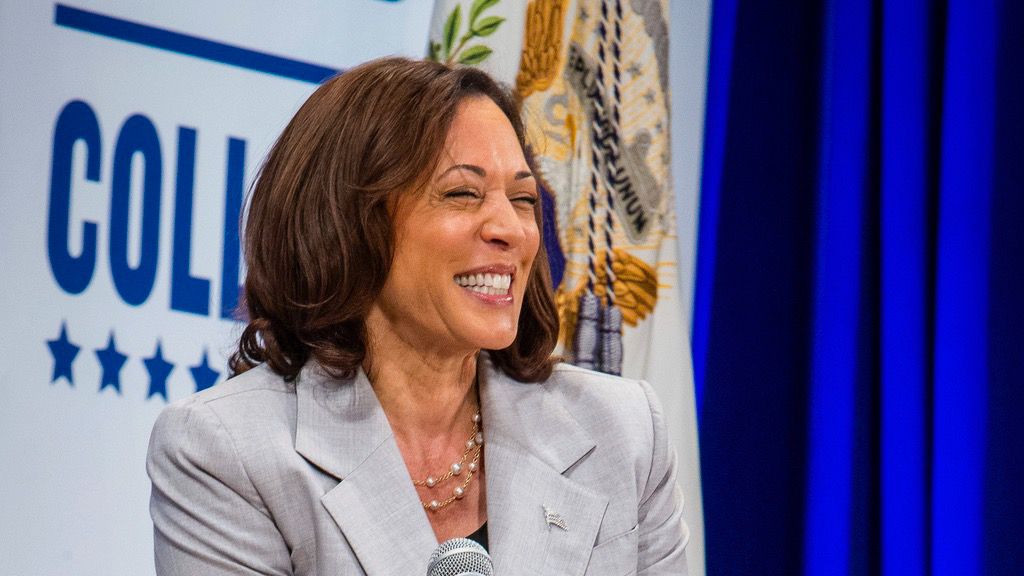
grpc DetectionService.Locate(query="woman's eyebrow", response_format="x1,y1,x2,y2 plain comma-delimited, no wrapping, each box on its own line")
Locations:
438,163,486,178
437,164,535,181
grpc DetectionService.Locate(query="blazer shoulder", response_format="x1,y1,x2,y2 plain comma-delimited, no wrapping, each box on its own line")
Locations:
155,363,294,423
192,362,293,403
542,363,663,454
149,363,298,469
546,362,656,417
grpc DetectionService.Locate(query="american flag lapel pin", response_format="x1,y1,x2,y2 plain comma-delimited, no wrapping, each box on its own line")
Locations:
543,504,568,531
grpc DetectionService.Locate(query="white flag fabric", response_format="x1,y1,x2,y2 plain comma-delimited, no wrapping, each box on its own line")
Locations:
428,1,705,573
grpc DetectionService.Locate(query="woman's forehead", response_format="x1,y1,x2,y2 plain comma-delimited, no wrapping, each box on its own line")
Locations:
438,101,527,172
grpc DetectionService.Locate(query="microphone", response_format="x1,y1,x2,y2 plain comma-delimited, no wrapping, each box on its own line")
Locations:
426,537,493,576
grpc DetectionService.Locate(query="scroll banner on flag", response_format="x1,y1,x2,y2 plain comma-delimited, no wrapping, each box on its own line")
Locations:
427,1,705,573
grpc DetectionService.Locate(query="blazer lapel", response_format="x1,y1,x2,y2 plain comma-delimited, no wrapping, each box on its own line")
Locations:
294,364,437,575
481,359,608,576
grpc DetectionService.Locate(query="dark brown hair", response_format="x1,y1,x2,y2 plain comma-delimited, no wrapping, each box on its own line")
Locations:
229,57,559,383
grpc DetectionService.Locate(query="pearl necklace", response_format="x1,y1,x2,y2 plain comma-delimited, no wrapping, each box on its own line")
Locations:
414,412,484,512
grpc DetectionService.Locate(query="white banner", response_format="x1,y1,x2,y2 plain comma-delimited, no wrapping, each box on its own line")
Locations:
0,2,431,574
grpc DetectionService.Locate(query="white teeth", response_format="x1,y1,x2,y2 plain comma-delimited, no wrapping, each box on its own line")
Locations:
454,272,513,294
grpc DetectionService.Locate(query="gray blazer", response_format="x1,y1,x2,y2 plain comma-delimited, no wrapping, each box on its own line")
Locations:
147,355,689,575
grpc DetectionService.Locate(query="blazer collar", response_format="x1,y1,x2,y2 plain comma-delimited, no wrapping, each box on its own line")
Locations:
294,362,389,479
294,362,437,576
293,356,606,575
477,354,596,476
479,355,607,575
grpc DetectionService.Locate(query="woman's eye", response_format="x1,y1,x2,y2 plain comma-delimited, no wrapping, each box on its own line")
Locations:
513,195,538,206
444,189,480,199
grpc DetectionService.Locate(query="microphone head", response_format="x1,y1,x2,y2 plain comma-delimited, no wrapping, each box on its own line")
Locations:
426,537,493,576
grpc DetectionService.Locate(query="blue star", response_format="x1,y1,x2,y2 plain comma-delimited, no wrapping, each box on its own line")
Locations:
190,349,220,392
95,331,128,394
143,341,174,401
46,321,79,385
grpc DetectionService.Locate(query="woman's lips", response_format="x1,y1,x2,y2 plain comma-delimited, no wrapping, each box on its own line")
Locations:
461,286,514,305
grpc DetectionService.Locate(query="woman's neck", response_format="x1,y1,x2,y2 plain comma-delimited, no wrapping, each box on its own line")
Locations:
363,327,480,443
363,312,489,536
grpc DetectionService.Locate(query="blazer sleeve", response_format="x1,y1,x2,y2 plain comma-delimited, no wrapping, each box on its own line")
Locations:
147,398,292,575
636,379,691,575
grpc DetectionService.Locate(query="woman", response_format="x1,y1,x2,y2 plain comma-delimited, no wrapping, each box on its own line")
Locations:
147,57,688,575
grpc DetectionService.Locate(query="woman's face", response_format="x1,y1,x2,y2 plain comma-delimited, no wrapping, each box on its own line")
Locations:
369,96,540,355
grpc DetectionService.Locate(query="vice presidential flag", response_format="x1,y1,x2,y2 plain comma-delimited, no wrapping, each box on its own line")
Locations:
427,1,705,573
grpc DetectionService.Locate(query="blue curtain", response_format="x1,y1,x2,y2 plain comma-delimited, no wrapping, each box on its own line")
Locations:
692,1,1024,574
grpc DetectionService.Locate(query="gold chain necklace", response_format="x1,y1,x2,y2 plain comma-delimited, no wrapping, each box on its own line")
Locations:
413,412,484,512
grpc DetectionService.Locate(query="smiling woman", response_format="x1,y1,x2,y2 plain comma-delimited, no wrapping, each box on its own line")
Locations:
375,96,542,358
231,59,559,385
146,57,689,575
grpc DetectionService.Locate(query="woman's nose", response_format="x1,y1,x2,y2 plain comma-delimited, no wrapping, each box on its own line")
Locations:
480,194,527,248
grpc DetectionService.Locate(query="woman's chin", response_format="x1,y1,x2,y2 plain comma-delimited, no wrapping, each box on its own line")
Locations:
469,329,517,353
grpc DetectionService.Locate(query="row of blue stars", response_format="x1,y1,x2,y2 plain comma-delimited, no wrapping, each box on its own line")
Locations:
46,321,221,400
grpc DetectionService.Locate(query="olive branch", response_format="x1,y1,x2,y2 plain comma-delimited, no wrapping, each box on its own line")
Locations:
428,0,506,66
